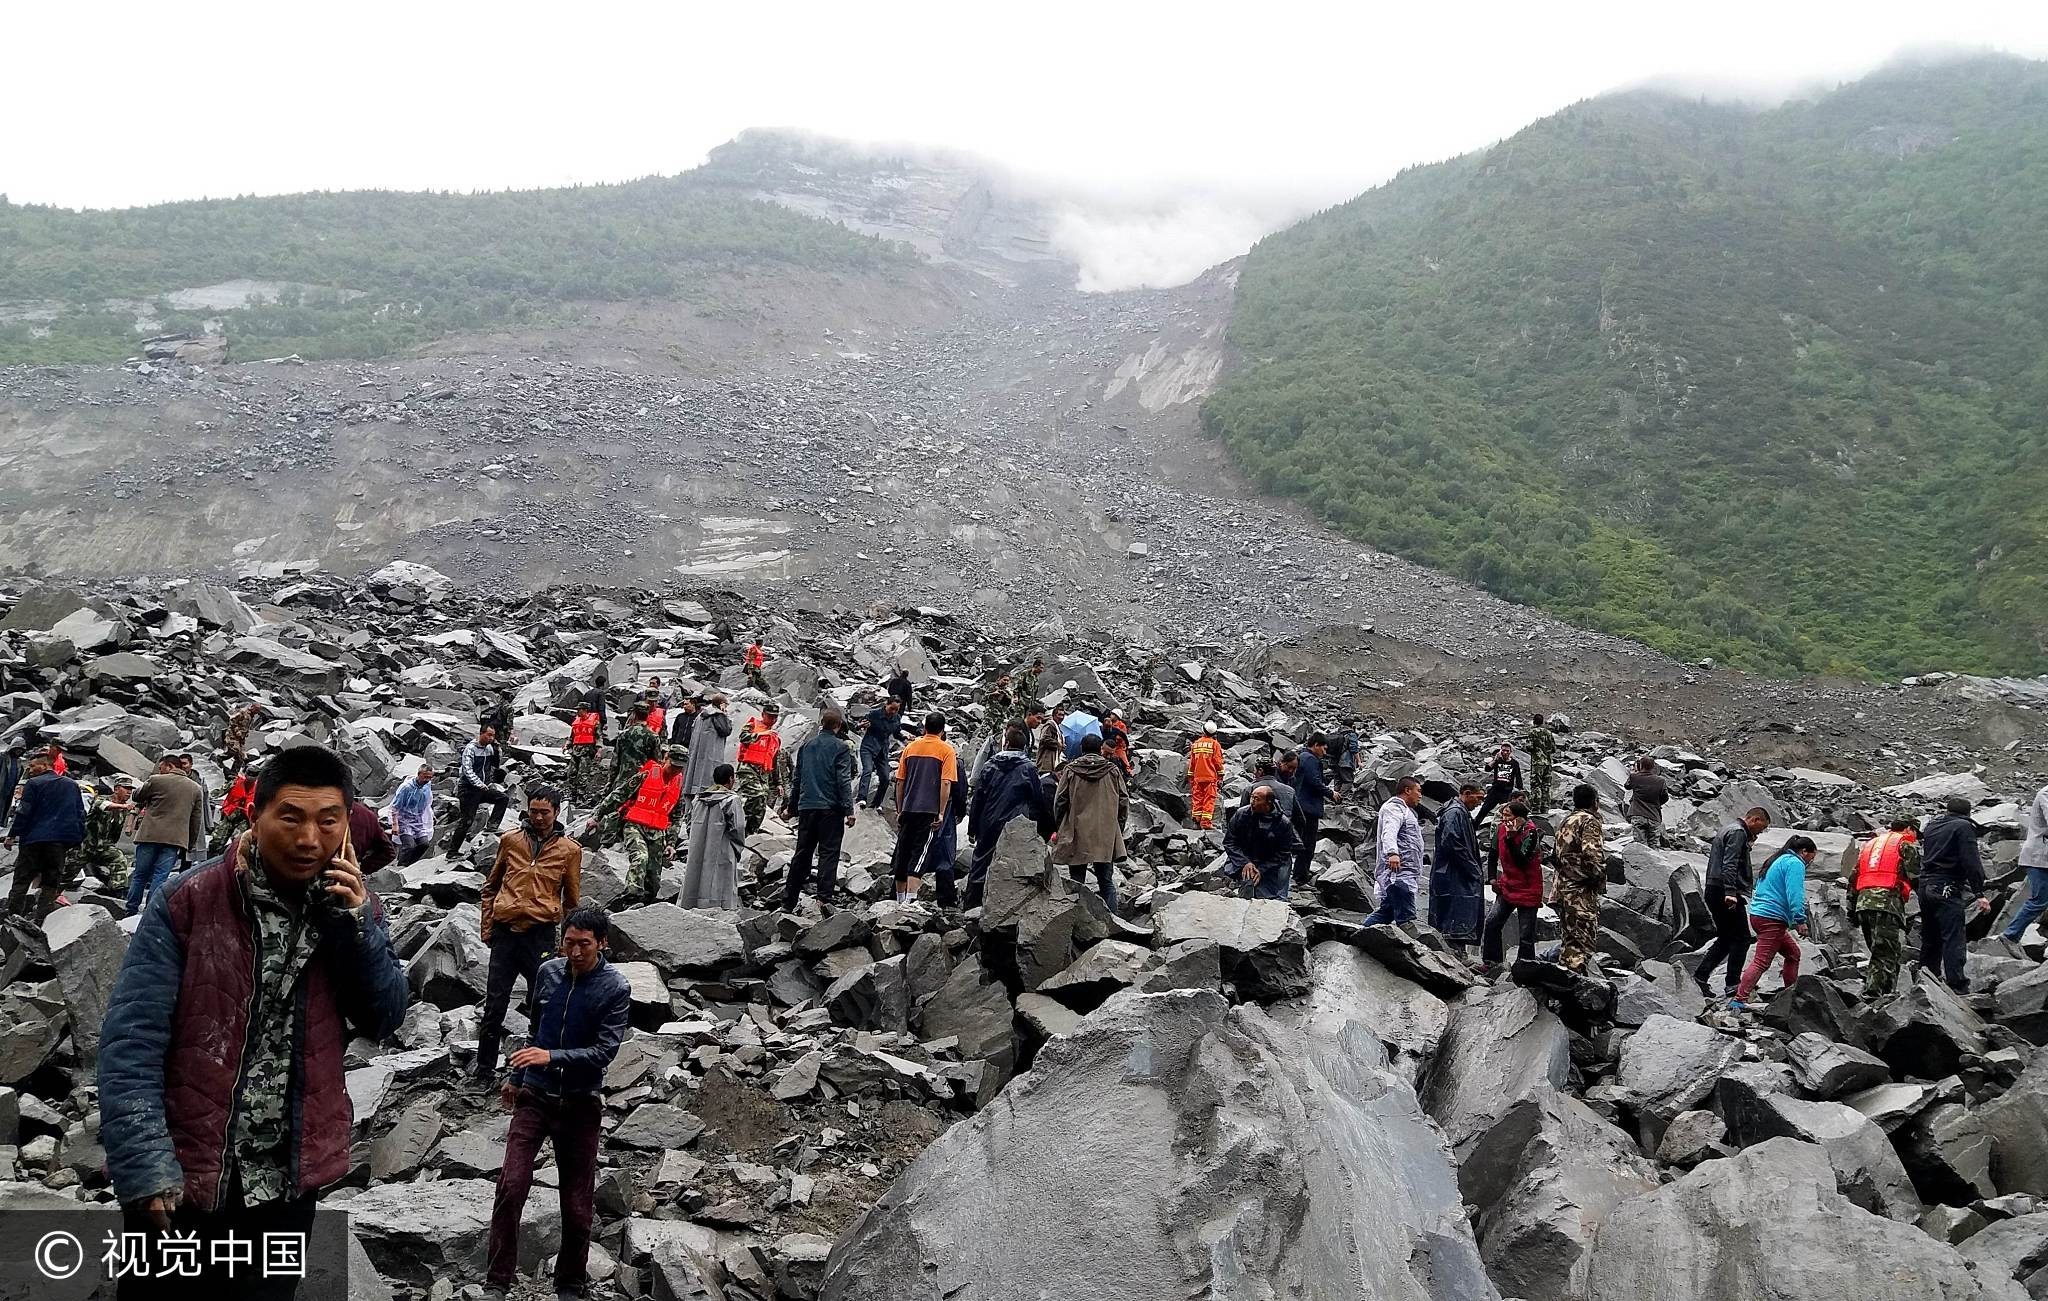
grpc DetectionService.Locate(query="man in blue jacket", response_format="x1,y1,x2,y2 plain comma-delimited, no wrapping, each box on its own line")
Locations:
486,905,630,1301
963,724,1053,911
1918,797,1987,994
781,709,858,911
1430,783,1487,949
5,753,84,920
1291,735,1337,884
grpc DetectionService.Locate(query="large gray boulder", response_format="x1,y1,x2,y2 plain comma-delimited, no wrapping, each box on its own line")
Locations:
609,903,746,975
819,989,1496,1300
1612,1014,1742,1149
1458,1088,1658,1301
1958,1212,2048,1297
1419,984,1570,1157
915,954,1015,1087
978,822,1115,993
1299,941,1448,1085
1150,893,1308,1003
345,1177,559,1283
1583,1138,2025,1301
1981,1050,2048,1197
42,903,126,1067
1994,963,2048,1045
1858,972,1990,1080
1718,1087,1920,1221
1785,1033,1891,1099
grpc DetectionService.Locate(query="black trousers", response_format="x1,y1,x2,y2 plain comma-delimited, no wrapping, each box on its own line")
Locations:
6,841,69,921
1697,892,1752,992
784,809,848,909
891,812,939,884
477,923,555,1077
1919,887,1970,992
1293,814,1320,882
118,1183,320,1300
1474,784,1514,831
444,784,509,851
1482,896,1538,964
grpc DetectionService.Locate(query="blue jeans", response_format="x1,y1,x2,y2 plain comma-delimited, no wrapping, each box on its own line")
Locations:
126,842,184,913
1363,879,1416,927
857,748,891,808
2005,867,2048,941
1232,858,1291,901
1069,863,1118,910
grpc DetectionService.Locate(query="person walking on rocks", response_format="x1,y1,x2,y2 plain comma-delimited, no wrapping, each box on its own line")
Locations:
98,744,407,1297
1033,706,1063,777
593,749,686,905
1482,800,1544,970
670,694,699,754
566,701,604,802
5,755,82,920
735,705,783,835
2000,780,2048,944
641,681,669,736
1186,724,1225,829
476,786,581,1083
1332,723,1361,797
1552,783,1607,972
781,710,857,912
891,714,958,905
1918,796,1988,994
387,762,436,866
444,724,511,856
1291,734,1336,883
745,637,769,692
1853,816,1920,997
1224,783,1299,901
681,694,735,803
1430,782,1486,950
1364,776,1425,926
74,775,136,894
608,703,662,793
1733,835,1817,1011
964,723,1054,911
856,697,909,809
1017,656,1045,706
1695,807,1771,998
983,673,1016,729
486,905,629,1301
1053,732,1129,910
681,763,747,910
1102,709,1133,774
1623,756,1670,848
222,701,263,767
127,755,206,913
1474,742,1523,829
885,667,915,713
1526,714,1557,812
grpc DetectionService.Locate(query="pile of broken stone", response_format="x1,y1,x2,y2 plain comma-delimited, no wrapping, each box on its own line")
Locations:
0,561,2045,1300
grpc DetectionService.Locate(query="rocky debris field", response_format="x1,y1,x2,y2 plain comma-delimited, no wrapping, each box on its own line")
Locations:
0,564,2046,1299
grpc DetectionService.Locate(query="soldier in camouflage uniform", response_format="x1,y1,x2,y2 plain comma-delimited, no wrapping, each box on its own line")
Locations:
1137,653,1164,700
735,706,783,835
1551,784,1607,973
1526,714,1557,812
233,835,326,1204
1853,816,1921,998
606,702,662,796
222,702,263,765
71,777,134,892
983,675,1015,729
589,749,687,902
1017,657,1045,709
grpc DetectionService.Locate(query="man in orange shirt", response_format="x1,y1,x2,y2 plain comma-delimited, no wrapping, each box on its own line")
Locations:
1186,723,1225,829
892,714,958,905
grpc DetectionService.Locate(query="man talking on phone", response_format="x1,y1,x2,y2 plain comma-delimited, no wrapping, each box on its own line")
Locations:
97,743,410,1298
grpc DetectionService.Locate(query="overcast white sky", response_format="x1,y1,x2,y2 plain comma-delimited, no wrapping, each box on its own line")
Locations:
10,0,2048,286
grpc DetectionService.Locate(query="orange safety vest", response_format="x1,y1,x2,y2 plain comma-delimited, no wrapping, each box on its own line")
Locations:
1855,829,1916,897
1188,737,1224,783
646,706,666,734
222,774,255,820
738,723,780,771
746,644,767,669
570,712,600,746
624,762,684,830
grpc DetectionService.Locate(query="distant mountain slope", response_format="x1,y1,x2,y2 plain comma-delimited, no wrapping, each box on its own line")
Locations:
0,175,907,363
1205,55,2048,676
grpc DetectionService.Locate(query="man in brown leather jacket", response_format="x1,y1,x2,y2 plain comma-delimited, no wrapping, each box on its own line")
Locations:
475,785,582,1083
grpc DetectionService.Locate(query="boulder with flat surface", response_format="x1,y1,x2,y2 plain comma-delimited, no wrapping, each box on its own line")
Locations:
1420,984,1570,1157
1611,1014,1742,1149
1718,1087,1920,1221
1150,892,1308,1002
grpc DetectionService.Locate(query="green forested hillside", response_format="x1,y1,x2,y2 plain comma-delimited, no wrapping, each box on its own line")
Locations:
1206,56,2048,676
0,177,905,364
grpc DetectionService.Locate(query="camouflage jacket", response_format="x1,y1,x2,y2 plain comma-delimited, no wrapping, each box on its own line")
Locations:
229,862,321,1204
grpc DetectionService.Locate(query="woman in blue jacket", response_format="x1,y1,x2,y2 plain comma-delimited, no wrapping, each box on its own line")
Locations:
1733,835,1817,1011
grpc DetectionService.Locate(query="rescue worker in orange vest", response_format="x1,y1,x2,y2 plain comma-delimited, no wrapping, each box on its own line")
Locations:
1852,816,1920,997
735,705,782,834
588,748,687,905
643,682,668,736
1103,710,1133,775
209,767,258,855
566,704,604,802
745,638,769,692
1186,723,1225,830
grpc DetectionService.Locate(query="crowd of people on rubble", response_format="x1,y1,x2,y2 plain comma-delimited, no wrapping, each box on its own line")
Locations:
3,628,2046,1301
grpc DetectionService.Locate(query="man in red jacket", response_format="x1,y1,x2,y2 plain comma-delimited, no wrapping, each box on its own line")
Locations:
97,743,409,1298
1481,799,1545,971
